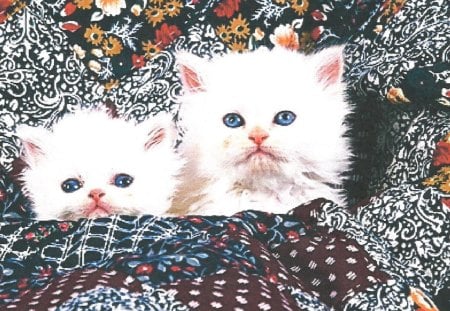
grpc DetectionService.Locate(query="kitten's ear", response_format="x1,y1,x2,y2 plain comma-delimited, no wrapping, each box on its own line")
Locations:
312,46,345,88
141,115,178,150
175,51,207,93
15,125,49,167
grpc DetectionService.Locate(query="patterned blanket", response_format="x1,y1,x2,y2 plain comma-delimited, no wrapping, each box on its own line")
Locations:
0,0,449,310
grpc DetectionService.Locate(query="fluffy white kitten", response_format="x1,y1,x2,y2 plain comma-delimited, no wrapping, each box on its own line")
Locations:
171,47,351,215
16,109,183,220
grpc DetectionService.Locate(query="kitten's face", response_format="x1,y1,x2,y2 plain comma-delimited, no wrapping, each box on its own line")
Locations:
177,48,350,179
16,111,182,220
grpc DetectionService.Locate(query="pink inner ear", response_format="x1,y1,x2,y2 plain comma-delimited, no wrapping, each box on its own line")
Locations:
179,64,205,93
317,57,342,87
22,141,44,160
145,128,165,150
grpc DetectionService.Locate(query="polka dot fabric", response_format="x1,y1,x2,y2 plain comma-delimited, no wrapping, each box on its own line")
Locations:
163,268,301,310
273,229,390,309
7,269,143,310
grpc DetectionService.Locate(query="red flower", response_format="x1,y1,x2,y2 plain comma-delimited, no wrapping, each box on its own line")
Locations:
170,265,182,272
132,54,146,69
310,26,324,41
136,264,154,275
61,2,77,17
155,23,181,48
241,260,253,268
256,222,267,233
0,293,10,299
286,230,300,241
18,278,28,289
213,0,240,18
267,273,278,283
58,222,70,232
59,21,82,32
39,267,52,278
311,10,326,21
0,0,12,24
189,217,203,224
0,0,12,11
227,223,238,233
442,198,450,209
432,141,450,168
25,232,36,240
185,266,196,272
214,240,227,248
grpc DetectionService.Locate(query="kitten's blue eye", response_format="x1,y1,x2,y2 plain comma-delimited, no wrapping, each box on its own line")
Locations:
114,174,134,188
223,113,245,128
274,111,296,126
61,178,83,193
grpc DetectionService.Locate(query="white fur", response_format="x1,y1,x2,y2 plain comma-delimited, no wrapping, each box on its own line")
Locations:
16,110,184,220
171,47,352,215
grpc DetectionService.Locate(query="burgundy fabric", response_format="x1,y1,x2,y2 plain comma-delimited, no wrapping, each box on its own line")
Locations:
162,267,302,311
273,228,391,309
10,268,143,310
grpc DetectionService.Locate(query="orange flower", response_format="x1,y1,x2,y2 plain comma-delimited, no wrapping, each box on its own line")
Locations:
290,0,309,16
84,24,104,45
150,0,165,5
440,181,450,193
229,14,249,40
145,7,165,27
102,36,123,56
74,0,93,9
381,0,406,16
164,0,183,17
95,0,126,16
216,25,232,43
438,166,450,176
422,176,439,187
408,287,439,311
155,23,181,48
105,79,120,91
142,40,161,59
270,24,299,50
228,40,247,52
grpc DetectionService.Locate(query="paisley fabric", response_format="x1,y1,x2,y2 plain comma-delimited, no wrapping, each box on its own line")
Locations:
0,0,449,310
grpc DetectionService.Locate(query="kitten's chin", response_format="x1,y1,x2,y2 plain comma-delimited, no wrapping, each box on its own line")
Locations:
58,202,114,220
82,202,113,218
234,148,284,174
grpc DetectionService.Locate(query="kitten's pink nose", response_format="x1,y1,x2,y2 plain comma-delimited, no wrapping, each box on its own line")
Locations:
248,127,269,145
88,189,105,202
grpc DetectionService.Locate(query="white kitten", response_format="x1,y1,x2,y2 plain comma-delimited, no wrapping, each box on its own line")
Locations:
15,109,183,220
171,47,351,215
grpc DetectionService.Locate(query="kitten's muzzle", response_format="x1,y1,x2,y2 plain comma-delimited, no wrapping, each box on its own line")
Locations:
88,189,106,202
248,127,269,145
